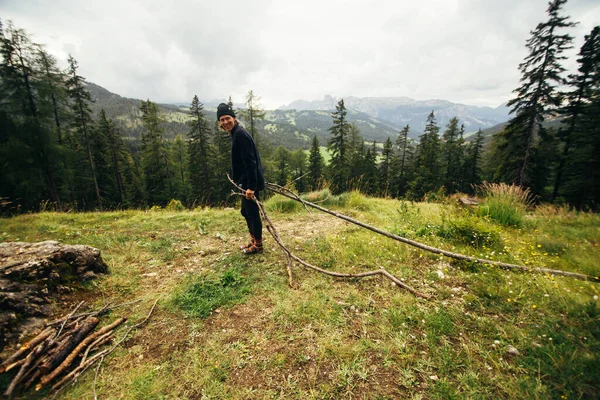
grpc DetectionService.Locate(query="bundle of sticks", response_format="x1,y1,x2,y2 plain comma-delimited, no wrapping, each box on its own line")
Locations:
0,299,154,399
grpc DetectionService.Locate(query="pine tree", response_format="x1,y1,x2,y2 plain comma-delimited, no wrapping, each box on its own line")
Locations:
327,99,350,194
240,90,266,143
347,124,366,190
363,141,379,195
66,54,102,209
188,95,211,205
36,47,68,145
379,137,393,196
171,134,189,203
275,146,290,186
491,0,577,194
290,148,308,192
442,117,463,193
408,111,442,199
140,99,170,205
392,125,413,197
463,128,485,192
558,26,600,208
307,135,325,191
98,110,127,205
0,23,62,209
211,117,232,205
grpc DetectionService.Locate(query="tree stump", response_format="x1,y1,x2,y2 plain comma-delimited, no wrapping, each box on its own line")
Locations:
0,241,108,350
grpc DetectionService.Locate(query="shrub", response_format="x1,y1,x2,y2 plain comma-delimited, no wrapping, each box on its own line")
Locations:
436,215,501,248
475,182,535,227
165,199,186,211
264,194,302,213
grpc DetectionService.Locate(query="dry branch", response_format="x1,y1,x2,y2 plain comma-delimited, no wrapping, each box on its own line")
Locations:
46,300,141,326
50,348,110,394
51,301,84,344
4,338,50,399
38,317,99,375
37,317,126,390
228,176,429,298
80,331,114,365
267,183,600,283
0,327,54,373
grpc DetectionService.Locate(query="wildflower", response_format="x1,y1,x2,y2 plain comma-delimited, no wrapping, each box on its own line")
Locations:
532,305,537,309
537,244,542,248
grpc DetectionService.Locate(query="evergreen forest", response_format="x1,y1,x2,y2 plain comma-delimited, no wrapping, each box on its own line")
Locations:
1,0,599,213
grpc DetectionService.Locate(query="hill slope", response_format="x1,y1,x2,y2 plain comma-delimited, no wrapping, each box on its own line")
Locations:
86,83,404,148
0,194,598,399
282,95,510,137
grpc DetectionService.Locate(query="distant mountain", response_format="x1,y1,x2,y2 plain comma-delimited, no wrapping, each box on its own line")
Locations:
86,83,511,148
85,83,403,148
281,95,510,137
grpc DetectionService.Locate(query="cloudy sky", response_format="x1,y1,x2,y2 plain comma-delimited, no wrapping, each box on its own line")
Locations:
1,0,598,109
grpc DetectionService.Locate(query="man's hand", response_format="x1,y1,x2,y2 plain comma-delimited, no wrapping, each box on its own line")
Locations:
245,189,255,200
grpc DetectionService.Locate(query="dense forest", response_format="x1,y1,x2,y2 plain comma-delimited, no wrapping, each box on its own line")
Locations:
1,0,598,213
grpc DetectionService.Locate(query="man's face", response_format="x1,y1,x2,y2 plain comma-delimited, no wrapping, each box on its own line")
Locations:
219,115,235,132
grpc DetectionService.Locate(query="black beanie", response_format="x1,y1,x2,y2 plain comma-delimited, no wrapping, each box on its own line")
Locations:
217,103,235,120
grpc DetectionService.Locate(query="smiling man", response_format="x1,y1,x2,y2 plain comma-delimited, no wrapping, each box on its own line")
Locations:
217,103,265,255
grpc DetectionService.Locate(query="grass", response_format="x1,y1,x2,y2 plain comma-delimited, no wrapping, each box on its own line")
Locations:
476,182,536,227
0,192,599,399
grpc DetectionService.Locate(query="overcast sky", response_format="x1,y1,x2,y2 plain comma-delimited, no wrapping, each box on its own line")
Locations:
1,0,598,109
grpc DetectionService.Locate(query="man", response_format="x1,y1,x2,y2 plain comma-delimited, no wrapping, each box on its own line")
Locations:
217,103,265,255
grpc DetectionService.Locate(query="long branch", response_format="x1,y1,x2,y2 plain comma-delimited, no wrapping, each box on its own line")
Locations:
266,183,599,283
227,176,428,298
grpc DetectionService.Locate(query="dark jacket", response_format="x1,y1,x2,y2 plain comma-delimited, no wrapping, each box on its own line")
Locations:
231,124,265,191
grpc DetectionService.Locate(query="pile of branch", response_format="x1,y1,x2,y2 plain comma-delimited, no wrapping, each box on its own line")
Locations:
0,299,157,399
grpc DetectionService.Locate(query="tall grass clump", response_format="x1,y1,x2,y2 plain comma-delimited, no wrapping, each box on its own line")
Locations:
475,182,535,227
264,194,302,213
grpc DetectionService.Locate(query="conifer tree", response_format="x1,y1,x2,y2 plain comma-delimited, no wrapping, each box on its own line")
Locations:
442,117,463,193
363,141,379,195
275,146,290,186
211,118,232,205
408,111,442,199
240,90,266,143
140,99,170,205
307,135,325,191
327,99,350,194
36,47,68,144
98,110,127,205
490,0,577,194
188,95,211,205
557,26,600,208
347,124,366,190
67,54,102,209
171,134,189,202
379,137,393,196
463,128,485,191
290,148,308,192
0,23,62,209
392,124,413,197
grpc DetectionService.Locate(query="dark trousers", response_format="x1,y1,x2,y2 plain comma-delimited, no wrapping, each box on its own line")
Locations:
241,191,262,241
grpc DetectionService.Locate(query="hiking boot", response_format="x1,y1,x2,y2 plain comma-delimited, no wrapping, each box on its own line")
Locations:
242,243,263,255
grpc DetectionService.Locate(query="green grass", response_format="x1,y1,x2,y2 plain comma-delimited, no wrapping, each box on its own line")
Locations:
0,194,599,399
172,262,253,318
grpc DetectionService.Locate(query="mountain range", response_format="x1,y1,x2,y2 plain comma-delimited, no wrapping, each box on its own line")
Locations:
85,83,511,148
281,95,510,137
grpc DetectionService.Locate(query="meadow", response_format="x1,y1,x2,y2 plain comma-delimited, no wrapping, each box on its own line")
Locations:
0,190,599,399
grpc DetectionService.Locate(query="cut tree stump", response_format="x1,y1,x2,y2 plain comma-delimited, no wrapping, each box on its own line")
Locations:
0,241,108,351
